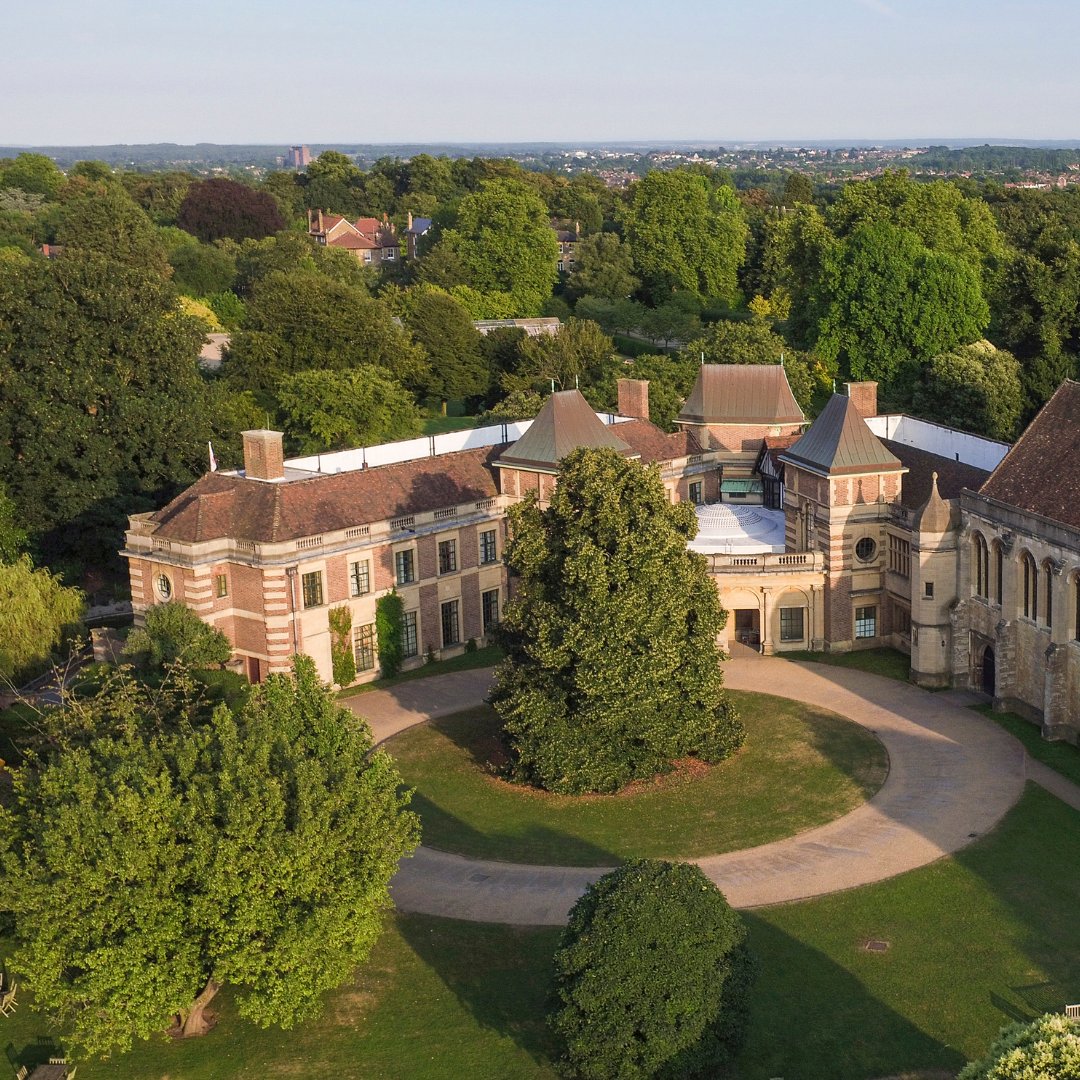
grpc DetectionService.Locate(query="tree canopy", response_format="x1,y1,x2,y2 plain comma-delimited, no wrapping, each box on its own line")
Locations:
491,447,743,794
0,656,419,1057
437,178,559,316
567,232,640,301
0,555,84,684
276,367,422,452
622,169,748,305
177,178,285,243
550,860,754,1079
402,288,488,402
123,601,232,673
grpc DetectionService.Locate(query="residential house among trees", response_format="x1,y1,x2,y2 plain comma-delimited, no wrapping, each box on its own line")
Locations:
124,368,1080,744
307,209,400,265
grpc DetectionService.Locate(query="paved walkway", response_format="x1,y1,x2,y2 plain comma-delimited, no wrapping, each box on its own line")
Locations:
346,658,1077,926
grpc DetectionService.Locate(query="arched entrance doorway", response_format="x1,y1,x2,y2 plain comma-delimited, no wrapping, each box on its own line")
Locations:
980,646,995,696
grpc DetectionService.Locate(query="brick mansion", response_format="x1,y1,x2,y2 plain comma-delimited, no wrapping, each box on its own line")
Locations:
124,366,1080,743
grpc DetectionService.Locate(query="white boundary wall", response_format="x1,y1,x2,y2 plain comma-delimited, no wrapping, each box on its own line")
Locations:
866,415,1010,473
285,413,633,476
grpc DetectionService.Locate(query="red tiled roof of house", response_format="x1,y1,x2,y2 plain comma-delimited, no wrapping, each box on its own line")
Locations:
354,217,381,237
978,380,1080,529
328,232,377,250
616,420,703,463
150,447,503,544
762,433,802,470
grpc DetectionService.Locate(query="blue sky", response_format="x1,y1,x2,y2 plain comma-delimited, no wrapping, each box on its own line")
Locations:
4,0,1078,144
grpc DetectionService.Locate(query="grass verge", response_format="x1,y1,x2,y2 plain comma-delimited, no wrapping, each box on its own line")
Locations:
781,646,912,683
973,703,1080,787
338,646,502,699
386,691,888,864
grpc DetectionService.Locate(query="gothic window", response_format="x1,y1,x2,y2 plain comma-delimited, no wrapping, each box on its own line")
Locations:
993,542,1003,605
1044,561,1055,630
973,533,988,598
1022,552,1038,621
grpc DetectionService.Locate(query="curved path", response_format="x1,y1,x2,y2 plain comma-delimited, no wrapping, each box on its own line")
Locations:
347,657,1036,925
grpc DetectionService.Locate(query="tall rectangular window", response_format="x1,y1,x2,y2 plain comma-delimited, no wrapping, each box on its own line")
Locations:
689,481,703,505
1075,576,1080,642
402,610,419,658
1023,554,1038,620
438,539,457,575
995,545,1003,605
1046,567,1054,630
215,573,228,598
855,606,877,639
888,535,910,579
350,559,370,597
779,607,804,642
479,529,498,564
482,589,500,633
441,599,460,647
301,571,323,608
353,623,376,672
395,549,415,586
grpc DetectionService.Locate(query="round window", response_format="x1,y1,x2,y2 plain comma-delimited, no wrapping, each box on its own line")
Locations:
156,573,173,600
855,537,877,563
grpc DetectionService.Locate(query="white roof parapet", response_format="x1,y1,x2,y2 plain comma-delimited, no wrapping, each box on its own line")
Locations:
278,412,634,478
865,415,1010,473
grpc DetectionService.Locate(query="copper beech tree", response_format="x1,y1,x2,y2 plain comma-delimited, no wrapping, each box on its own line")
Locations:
0,656,419,1057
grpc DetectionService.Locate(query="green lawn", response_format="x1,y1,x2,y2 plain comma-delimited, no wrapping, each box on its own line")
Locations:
8,785,1077,1079
337,646,502,699
781,646,912,683
974,703,1080,787
421,415,480,435
386,691,889,864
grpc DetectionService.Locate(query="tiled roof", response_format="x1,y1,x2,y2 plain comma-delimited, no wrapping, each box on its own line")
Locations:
354,217,381,237
615,420,703,463
782,394,903,476
150,447,502,544
979,380,1080,529
678,364,804,425
497,390,634,471
327,233,377,250
762,433,802,471
882,439,989,512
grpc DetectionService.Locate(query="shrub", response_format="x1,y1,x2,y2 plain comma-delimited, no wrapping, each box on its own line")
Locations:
376,591,404,678
958,1013,1080,1079
123,601,231,673
550,860,754,1079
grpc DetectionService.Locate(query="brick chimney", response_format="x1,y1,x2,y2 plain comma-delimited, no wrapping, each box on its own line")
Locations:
242,430,285,481
617,378,650,421
845,381,878,419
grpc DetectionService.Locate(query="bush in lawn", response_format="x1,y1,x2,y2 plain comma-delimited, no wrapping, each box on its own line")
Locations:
958,1013,1080,1079
549,859,755,1079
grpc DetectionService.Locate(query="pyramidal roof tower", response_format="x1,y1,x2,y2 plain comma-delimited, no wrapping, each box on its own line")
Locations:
780,393,903,476
497,390,636,472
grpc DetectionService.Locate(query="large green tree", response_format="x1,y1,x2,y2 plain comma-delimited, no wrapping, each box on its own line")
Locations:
491,447,743,794
225,270,429,395
567,232,640,301
0,251,234,570
0,555,84,684
622,169,748,305
177,178,285,243
550,860,754,1079
436,178,559,316
814,220,990,391
912,340,1023,440
403,288,488,402
276,367,422,452
503,318,616,397
0,656,419,1057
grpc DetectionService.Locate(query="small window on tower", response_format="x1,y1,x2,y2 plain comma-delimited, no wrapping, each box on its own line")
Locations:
924,581,934,599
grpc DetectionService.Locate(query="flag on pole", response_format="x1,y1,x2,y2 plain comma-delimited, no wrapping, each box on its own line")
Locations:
208,442,218,472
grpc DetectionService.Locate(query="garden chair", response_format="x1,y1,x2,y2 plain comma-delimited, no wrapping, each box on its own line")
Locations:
0,982,17,1016
15,1066,28,1080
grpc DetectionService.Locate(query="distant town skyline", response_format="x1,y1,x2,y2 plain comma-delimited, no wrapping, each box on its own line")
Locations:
4,0,1079,145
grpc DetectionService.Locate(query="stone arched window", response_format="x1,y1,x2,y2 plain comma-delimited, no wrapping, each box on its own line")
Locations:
1021,551,1038,621
973,532,989,598
1073,571,1080,642
1043,560,1055,630
992,540,1004,605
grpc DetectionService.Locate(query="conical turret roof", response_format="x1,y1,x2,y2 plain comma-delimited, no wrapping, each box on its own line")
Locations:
918,472,958,533
497,390,635,471
780,393,904,476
